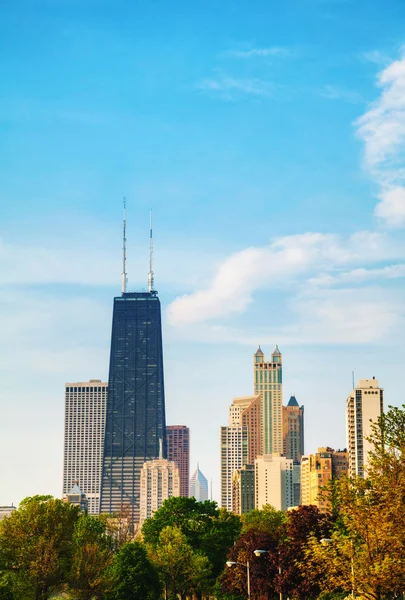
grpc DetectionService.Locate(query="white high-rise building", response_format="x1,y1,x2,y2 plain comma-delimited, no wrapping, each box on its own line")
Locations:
62,380,107,515
220,425,248,511
346,378,384,478
139,453,180,525
190,464,209,501
254,346,283,455
255,454,294,511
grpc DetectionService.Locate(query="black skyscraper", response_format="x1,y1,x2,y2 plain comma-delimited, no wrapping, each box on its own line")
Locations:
100,289,166,523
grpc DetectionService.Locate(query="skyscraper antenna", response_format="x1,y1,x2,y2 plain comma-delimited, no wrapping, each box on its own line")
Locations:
352,370,355,390
148,209,154,292
121,198,128,295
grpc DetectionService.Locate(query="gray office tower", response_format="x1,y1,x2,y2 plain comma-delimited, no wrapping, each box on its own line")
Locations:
100,207,166,524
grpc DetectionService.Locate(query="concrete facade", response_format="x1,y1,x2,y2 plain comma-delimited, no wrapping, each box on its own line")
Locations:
346,378,384,478
63,380,107,515
232,464,255,514
301,447,348,511
255,454,294,511
139,458,180,525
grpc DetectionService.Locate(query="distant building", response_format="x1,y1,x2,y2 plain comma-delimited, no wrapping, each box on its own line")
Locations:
64,481,88,513
220,425,248,510
166,425,190,497
229,395,262,465
255,454,294,511
283,396,304,462
346,378,384,478
0,506,16,521
254,346,283,455
190,464,209,502
232,464,255,514
139,447,180,526
62,380,107,514
301,447,348,512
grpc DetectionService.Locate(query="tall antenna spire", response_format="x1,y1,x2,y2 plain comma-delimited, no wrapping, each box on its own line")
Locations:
121,197,128,295
148,209,154,292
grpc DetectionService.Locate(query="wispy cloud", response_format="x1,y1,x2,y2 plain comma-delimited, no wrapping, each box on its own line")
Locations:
360,50,391,66
167,231,405,331
196,76,276,100
224,46,290,59
356,47,405,227
318,84,364,104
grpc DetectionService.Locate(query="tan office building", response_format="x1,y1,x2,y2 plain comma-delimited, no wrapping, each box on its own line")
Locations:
346,378,384,478
301,447,348,512
229,394,262,465
139,453,180,526
254,346,283,455
255,454,294,511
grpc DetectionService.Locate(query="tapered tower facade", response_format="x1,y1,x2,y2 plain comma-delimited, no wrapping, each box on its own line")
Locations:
254,346,283,455
100,206,166,524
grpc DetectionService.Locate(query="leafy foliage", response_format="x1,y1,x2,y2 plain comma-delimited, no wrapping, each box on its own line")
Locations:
69,514,115,600
108,541,161,600
0,496,79,600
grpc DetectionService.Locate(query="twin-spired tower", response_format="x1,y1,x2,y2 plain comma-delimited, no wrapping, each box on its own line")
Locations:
100,206,167,524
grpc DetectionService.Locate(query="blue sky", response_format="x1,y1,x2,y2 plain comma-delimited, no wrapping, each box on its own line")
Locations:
1,0,405,504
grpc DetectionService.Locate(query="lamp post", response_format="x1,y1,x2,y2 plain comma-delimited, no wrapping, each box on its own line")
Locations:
254,549,282,600
226,560,251,600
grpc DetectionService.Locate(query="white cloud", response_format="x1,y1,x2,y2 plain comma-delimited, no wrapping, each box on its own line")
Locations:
361,50,391,66
196,76,276,99
318,84,364,104
166,231,405,328
225,47,290,59
356,48,405,226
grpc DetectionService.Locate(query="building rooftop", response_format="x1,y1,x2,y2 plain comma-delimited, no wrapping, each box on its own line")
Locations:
287,395,299,407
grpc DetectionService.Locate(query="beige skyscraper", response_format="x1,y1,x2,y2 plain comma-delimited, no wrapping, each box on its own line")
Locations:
254,346,283,455
255,454,294,511
346,378,384,478
63,380,107,515
301,447,348,512
139,450,180,526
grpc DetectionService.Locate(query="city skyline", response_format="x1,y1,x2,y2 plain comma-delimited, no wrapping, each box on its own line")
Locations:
2,0,405,505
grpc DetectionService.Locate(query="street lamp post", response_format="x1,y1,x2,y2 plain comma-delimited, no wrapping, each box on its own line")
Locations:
254,549,282,600
226,560,251,600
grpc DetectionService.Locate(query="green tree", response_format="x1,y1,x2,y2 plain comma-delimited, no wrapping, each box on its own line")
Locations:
108,541,161,600
0,496,79,600
142,496,241,582
69,514,115,600
148,526,211,600
241,504,286,535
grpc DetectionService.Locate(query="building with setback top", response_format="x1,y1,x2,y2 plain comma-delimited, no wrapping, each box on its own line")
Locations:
254,346,283,455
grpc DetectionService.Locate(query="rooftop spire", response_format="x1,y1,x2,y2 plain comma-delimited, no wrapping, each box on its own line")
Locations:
121,198,128,295
148,209,154,292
